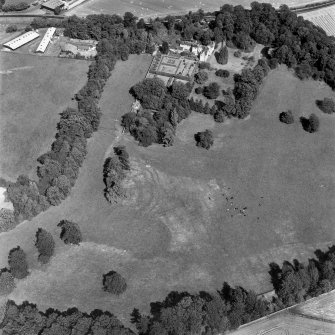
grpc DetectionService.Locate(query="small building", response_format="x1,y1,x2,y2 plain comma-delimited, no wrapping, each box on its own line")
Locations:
3,31,40,50
41,0,65,12
36,27,56,53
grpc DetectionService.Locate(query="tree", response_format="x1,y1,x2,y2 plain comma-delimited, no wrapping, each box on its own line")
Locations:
214,110,225,123
194,71,208,84
279,110,294,124
123,12,137,27
215,69,230,78
0,269,15,295
35,228,55,264
54,6,61,15
233,32,256,52
161,41,169,54
103,271,127,295
203,83,220,99
316,98,335,114
215,46,228,65
8,246,29,279
5,25,17,33
194,129,214,149
300,114,320,133
195,86,203,94
57,220,82,245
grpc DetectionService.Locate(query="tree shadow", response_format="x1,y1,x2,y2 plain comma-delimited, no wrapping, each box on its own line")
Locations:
299,116,310,132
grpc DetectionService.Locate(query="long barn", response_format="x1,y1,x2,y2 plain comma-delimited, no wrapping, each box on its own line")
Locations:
3,31,40,50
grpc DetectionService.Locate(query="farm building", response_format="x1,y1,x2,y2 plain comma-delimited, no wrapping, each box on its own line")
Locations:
3,31,40,50
41,0,65,12
36,27,56,53
170,41,215,62
60,39,97,58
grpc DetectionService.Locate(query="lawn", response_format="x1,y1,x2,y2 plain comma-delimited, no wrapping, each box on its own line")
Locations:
0,62,334,326
0,52,89,181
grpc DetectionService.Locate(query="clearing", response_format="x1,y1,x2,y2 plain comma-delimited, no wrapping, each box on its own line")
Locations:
0,61,334,326
0,52,89,181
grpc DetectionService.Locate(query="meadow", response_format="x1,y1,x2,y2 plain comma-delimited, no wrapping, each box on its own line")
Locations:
66,0,322,18
0,54,333,326
0,52,89,181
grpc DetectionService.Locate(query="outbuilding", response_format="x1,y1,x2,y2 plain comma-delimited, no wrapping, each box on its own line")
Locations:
41,0,65,12
3,31,40,50
36,27,56,53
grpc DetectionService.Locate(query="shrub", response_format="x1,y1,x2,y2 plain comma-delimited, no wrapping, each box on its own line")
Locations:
57,220,82,245
35,228,55,263
194,129,214,149
279,110,294,124
316,98,335,114
215,69,230,78
300,114,320,133
2,2,29,11
8,246,29,279
215,46,228,65
198,62,211,70
234,50,242,58
103,271,127,295
194,71,208,85
0,269,15,295
269,58,279,69
160,41,169,54
195,86,203,94
203,83,220,99
5,25,17,33
214,110,225,123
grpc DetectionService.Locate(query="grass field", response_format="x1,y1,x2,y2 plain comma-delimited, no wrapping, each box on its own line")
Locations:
66,0,323,18
0,52,89,181
0,60,334,325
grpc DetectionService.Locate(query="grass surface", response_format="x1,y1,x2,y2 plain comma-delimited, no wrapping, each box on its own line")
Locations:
66,0,321,18
0,52,89,181
0,62,334,325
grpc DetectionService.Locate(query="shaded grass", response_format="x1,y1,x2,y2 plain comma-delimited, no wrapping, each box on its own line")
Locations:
0,52,89,180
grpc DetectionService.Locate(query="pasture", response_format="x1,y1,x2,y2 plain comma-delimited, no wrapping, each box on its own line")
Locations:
0,52,89,181
0,60,334,326
302,5,335,37
66,0,322,19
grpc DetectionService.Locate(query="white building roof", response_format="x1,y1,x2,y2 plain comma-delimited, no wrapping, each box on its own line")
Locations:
42,0,64,9
36,27,56,53
3,31,40,50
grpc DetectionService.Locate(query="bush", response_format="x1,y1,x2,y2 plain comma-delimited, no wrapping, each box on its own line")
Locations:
215,46,228,65
57,220,82,245
316,98,335,114
300,114,320,133
0,269,15,295
234,50,242,58
2,2,29,11
5,25,17,33
103,271,127,295
160,41,169,54
268,58,279,69
194,129,214,149
215,69,230,78
203,83,220,99
8,246,29,279
194,71,208,84
279,110,294,124
198,62,211,70
35,228,55,263
195,86,203,94
214,110,225,123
